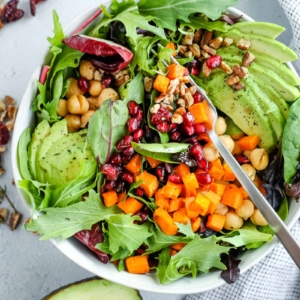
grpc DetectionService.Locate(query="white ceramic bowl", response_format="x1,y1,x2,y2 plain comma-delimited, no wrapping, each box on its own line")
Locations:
11,3,300,294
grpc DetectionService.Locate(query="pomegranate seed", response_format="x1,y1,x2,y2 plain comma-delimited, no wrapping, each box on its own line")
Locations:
122,170,134,183
110,153,122,165
156,122,169,133
104,181,116,191
193,93,203,104
150,113,161,125
197,159,209,171
235,154,250,164
122,155,131,164
135,187,144,197
156,165,166,182
170,131,182,141
123,145,135,157
0,122,10,145
136,107,143,120
196,173,212,185
162,111,172,122
169,123,178,133
102,74,113,87
115,181,125,193
116,135,133,151
189,143,203,160
187,60,200,76
127,101,139,116
102,164,119,181
77,77,90,93
206,55,222,70
135,212,148,222
185,136,198,144
183,124,195,136
127,118,140,133
168,174,183,184
133,128,144,142
193,123,206,135
183,112,195,126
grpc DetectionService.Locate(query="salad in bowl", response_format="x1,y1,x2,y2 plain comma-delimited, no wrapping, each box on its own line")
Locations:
12,0,300,293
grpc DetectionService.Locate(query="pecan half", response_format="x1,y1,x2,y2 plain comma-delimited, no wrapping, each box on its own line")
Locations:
0,208,8,221
9,211,22,231
242,51,256,67
144,77,154,93
227,74,240,86
200,31,213,48
0,99,6,111
202,62,212,77
193,29,203,44
223,37,233,47
7,105,18,120
182,33,194,46
232,82,245,91
202,45,216,56
209,37,223,49
233,64,248,78
171,113,184,124
220,61,233,74
237,38,251,50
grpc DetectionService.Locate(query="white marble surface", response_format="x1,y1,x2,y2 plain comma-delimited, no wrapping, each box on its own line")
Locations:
0,0,293,299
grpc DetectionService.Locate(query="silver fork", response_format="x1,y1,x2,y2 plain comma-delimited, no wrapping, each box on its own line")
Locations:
154,44,300,268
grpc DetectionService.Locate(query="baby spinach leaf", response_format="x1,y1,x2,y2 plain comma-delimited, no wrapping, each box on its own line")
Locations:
282,98,300,183
87,100,129,165
25,190,122,240
17,128,32,180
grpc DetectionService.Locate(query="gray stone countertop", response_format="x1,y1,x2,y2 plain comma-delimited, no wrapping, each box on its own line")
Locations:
0,0,292,299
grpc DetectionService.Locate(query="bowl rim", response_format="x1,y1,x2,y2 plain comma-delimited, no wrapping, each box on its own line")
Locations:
11,3,300,294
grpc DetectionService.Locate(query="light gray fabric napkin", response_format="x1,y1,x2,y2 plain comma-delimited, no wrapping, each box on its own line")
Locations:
185,1,300,299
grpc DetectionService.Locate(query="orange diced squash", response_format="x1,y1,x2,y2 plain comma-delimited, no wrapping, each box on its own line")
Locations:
117,197,143,214
125,154,142,174
173,164,190,178
153,207,178,235
146,156,162,168
184,197,199,219
240,186,249,199
165,42,176,56
136,171,159,198
126,256,149,274
222,163,236,181
182,173,199,196
173,207,189,224
232,141,243,155
102,190,118,207
155,189,169,210
208,159,225,180
206,214,226,231
171,243,186,251
210,181,227,197
197,132,211,143
117,190,127,203
221,184,243,209
168,197,185,212
161,181,182,199
153,74,170,94
205,190,221,215
237,135,260,151
188,101,211,125
170,249,178,256
191,217,201,232
190,193,210,216
167,64,186,80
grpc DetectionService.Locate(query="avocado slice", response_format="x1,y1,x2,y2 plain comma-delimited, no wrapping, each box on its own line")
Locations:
233,22,285,39
42,277,142,300
28,119,51,179
218,28,298,63
225,116,244,135
36,119,68,183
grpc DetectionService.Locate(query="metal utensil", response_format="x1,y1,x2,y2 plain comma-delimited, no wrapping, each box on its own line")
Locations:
154,44,300,268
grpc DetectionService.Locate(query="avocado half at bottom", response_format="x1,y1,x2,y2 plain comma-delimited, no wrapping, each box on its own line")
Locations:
42,277,142,300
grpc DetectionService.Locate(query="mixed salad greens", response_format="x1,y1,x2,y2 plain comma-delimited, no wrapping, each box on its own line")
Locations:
17,0,300,285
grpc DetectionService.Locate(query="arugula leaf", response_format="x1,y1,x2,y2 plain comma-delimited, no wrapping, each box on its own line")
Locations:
47,11,65,47
25,190,121,240
17,128,32,180
127,193,157,211
87,100,129,164
138,0,238,31
176,221,195,239
176,57,194,65
282,98,300,183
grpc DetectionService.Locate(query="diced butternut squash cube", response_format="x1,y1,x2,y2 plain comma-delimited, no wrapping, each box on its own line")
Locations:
173,207,189,224
125,154,142,173
161,181,182,199
153,74,170,94
191,217,201,232
167,64,186,80
155,189,169,210
210,181,227,197
222,163,236,181
136,171,159,198
168,197,185,212
221,184,243,209
126,256,150,274
240,186,249,199
188,101,211,125
206,214,226,231
117,197,143,214
205,190,221,215
171,243,186,251
153,207,178,235
102,190,119,207
173,164,190,178
184,197,199,219
117,190,127,203
190,193,210,216
208,159,225,180
237,135,260,151
146,156,162,168
182,173,199,196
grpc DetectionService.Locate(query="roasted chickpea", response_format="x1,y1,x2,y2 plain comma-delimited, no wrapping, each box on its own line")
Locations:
67,95,89,115
219,135,235,153
65,114,81,132
89,80,103,96
97,88,119,107
66,78,84,99
214,202,228,216
230,133,245,140
253,175,262,189
87,97,99,110
235,199,254,220
81,110,95,128
215,117,227,136
241,163,256,181
79,60,96,80
203,143,220,162
57,99,68,117
243,150,252,160
250,209,268,226
224,210,243,230
232,141,243,155
250,148,269,170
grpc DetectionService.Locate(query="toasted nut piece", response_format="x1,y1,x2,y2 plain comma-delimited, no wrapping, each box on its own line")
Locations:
200,31,213,48
178,45,188,55
81,110,96,128
232,64,248,79
193,29,203,43
7,105,18,120
202,45,216,56
174,107,186,115
4,96,15,105
164,94,174,104
79,60,96,80
184,92,194,108
174,85,180,94
144,77,154,93
223,37,233,47
0,166,5,176
171,113,184,124
9,212,22,231
184,51,193,58
0,208,8,221
0,99,6,111
67,95,89,114
237,38,251,50
0,146,6,153
202,62,212,77
220,61,233,74
179,82,186,97
189,44,201,58
227,74,240,86
182,33,194,45
250,148,269,170
250,209,268,226
182,76,190,84
150,104,160,114
168,78,180,94
89,80,103,96
209,37,223,49
161,103,173,111
242,51,256,67
0,110,7,122
94,69,104,81
241,163,256,181
57,99,68,117
6,120,14,131
186,85,197,95
97,88,119,107
155,94,166,104
65,114,81,132
201,50,211,59
232,82,245,91
177,98,185,107
114,69,130,87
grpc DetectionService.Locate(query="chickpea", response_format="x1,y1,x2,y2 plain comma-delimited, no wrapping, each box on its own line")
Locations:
215,117,227,136
250,148,269,170
87,97,99,110
65,114,81,132
67,95,89,115
214,202,228,216
230,133,245,140
235,199,254,220
243,150,252,160
66,78,84,99
89,80,103,97
224,210,243,230
253,175,262,189
79,60,96,80
241,163,256,181
250,209,268,226
97,88,119,107
203,143,220,162
57,99,68,117
219,135,235,153
232,141,243,155
81,110,95,128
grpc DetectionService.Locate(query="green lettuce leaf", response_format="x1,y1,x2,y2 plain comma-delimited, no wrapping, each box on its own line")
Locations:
176,221,196,239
